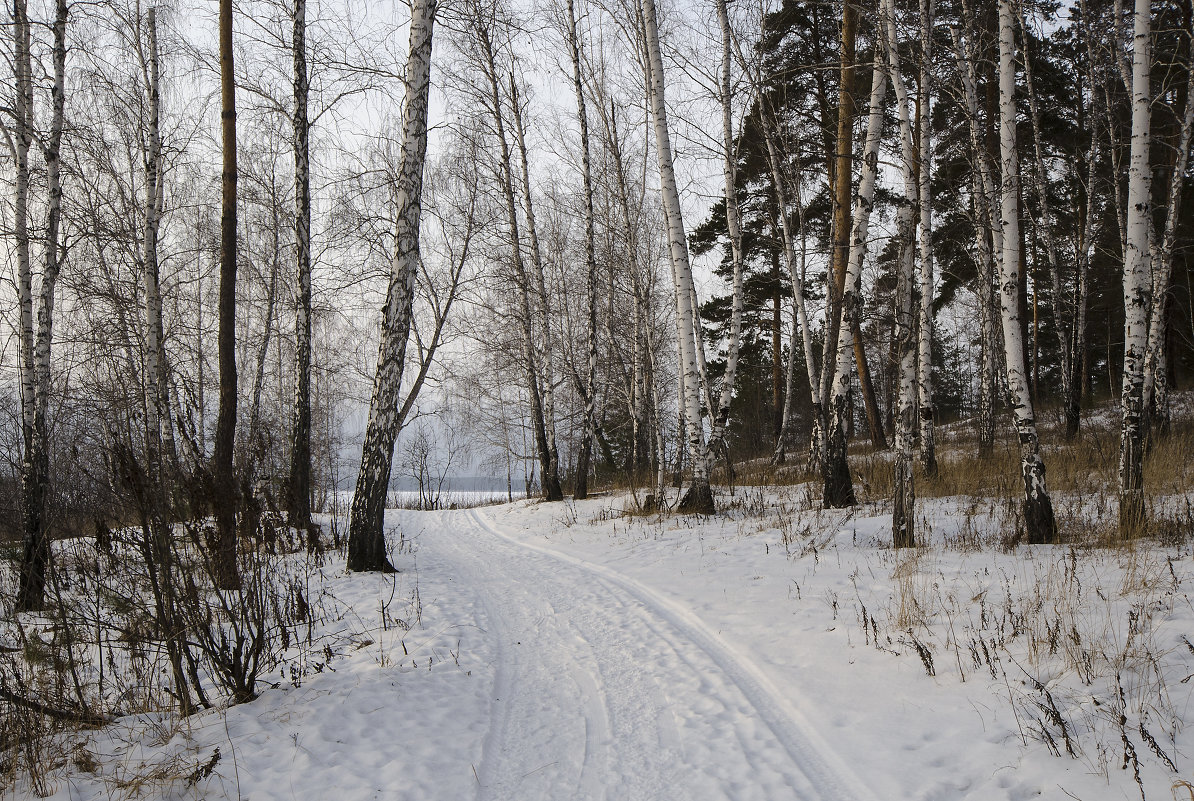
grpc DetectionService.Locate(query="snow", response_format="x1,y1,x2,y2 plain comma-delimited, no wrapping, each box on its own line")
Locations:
8,486,1194,800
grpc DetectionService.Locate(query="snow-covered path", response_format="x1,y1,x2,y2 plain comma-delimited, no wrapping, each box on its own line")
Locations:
422,507,873,801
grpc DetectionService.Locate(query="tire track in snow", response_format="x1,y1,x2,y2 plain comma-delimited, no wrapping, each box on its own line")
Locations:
466,507,880,801
424,507,878,801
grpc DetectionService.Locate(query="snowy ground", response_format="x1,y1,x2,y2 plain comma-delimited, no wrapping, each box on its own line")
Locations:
8,486,1194,800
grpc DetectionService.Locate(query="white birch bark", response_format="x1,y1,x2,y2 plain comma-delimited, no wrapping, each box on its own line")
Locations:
288,0,314,527
703,0,744,475
724,20,818,466
508,76,563,497
347,0,437,571
470,11,563,502
17,0,66,611
565,0,599,499
952,21,1002,454
142,6,171,476
1020,8,1075,438
823,20,889,509
998,0,1055,543
1118,0,1152,537
915,0,937,478
12,0,39,611
640,0,710,511
1142,12,1194,435
883,0,919,545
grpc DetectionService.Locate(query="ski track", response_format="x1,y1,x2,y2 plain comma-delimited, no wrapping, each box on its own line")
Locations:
417,507,877,801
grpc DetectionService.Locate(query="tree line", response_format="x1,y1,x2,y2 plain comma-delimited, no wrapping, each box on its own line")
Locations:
4,0,1193,613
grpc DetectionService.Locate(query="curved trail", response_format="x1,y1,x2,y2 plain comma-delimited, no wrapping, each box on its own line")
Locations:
417,507,875,801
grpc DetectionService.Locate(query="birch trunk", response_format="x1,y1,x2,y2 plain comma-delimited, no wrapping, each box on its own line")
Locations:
725,23,817,466
142,4,178,472
640,0,711,512
1118,0,1152,538
763,136,817,467
287,0,314,528
13,0,39,612
1070,6,1099,439
883,0,919,544
1142,13,1194,438
1020,8,1077,440
823,32,888,509
136,10,192,708
507,76,564,501
141,6,178,474
470,12,562,503
998,0,1055,544
700,0,745,481
566,0,599,499
916,0,937,478
18,0,66,611
143,5,168,482
248,220,281,452
346,0,437,571
952,22,1000,455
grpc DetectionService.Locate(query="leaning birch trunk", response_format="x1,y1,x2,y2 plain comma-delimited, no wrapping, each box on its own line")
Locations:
1118,0,1152,538
346,0,436,571
565,0,599,499
884,0,919,544
1142,14,1194,437
915,0,937,478
640,0,710,513
822,29,888,509
288,0,314,528
508,77,564,501
997,0,1055,544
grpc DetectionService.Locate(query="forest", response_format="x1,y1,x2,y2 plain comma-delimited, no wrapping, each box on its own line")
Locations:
2,0,1194,796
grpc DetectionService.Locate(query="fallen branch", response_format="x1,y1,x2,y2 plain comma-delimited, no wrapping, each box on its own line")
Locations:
0,683,111,728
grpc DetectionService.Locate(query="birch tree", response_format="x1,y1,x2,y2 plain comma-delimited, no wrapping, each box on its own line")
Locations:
563,0,600,499
997,0,1055,544
507,76,565,501
915,0,937,478
639,0,711,512
463,1,564,502
142,6,170,485
823,17,888,510
1118,0,1151,537
287,0,313,528
15,0,67,612
729,11,823,470
952,3,1004,457
881,0,920,544
347,0,438,571
1142,8,1194,437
